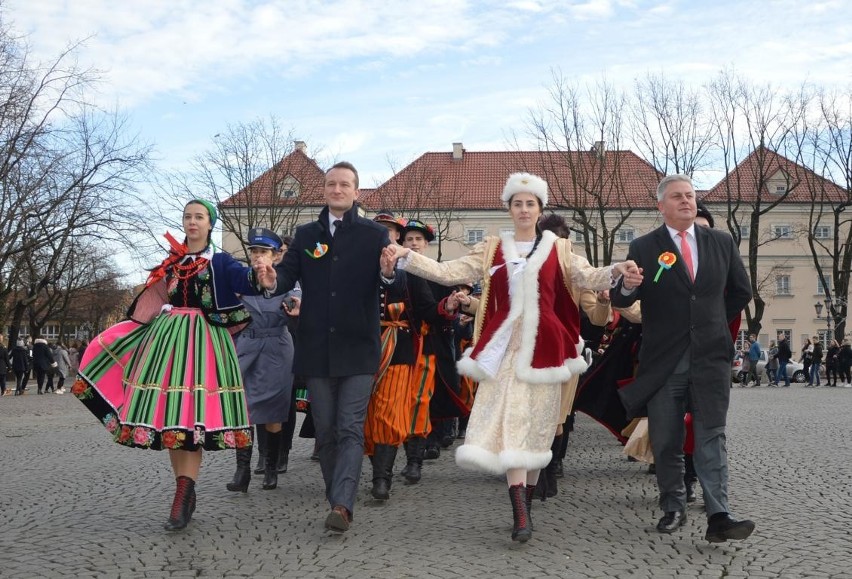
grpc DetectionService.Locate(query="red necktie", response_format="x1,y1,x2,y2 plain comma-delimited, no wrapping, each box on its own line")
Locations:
678,231,694,282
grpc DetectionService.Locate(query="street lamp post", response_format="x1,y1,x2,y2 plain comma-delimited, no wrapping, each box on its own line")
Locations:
814,300,832,343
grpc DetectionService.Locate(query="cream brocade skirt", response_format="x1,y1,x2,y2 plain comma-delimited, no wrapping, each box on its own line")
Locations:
455,320,561,474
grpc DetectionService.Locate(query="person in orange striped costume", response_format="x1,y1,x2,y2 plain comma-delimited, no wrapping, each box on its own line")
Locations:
401,219,471,476
364,214,456,501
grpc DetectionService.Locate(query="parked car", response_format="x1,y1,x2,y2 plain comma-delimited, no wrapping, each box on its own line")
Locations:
732,350,806,384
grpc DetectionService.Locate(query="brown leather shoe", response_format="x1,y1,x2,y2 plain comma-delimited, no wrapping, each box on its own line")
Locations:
324,506,351,533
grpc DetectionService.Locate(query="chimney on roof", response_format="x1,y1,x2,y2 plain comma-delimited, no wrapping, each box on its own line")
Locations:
452,142,464,161
592,140,605,159
294,140,307,153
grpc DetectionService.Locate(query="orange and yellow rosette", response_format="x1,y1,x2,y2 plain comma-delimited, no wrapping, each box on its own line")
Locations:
654,251,677,282
305,242,329,259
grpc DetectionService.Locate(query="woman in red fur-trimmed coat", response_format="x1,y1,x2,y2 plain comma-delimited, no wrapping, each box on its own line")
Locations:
383,172,637,543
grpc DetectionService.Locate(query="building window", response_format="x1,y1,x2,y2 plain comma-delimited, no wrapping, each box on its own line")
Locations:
773,224,792,239
573,231,584,243
615,228,634,244
466,229,484,244
739,225,750,239
818,330,832,345
774,184,787,195
814,225,831,239
775,274,791,296
277,175,301,199
40,323,59,340
776,329,792,342
817,276,831,296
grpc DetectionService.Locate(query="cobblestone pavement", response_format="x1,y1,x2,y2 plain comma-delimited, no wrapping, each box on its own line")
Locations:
1,384,850,578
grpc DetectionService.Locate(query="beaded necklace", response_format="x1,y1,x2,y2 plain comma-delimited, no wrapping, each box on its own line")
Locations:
171,255,209,306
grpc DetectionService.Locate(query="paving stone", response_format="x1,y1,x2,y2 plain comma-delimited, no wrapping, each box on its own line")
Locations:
2,385,851,577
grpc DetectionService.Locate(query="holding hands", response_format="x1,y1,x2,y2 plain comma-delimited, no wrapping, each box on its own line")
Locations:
615,260,644,290
444,290,472,313
380,245,411,277
445,290,472,313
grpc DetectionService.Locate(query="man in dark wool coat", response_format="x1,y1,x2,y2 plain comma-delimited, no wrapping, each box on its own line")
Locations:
270,161,398,533
611,174,754,543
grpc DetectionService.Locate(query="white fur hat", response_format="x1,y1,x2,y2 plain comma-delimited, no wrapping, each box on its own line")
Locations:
501,172,548,208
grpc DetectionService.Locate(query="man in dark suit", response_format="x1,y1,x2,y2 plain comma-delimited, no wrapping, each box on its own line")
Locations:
612,174,755,543
271,161,397,532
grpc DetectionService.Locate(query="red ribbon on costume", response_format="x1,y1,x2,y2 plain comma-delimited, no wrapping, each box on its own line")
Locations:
145,232,189,288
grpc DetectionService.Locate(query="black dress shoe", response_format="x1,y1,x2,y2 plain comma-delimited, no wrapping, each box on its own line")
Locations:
705,513,755,543
685,483,697,503
656,510,687,533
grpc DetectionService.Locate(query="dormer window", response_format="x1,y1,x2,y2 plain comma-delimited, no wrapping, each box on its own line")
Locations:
278,175,301,199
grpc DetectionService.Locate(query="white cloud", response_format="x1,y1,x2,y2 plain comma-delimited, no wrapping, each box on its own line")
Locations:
5,1,524,107
5,0,852,191
566,0,614,20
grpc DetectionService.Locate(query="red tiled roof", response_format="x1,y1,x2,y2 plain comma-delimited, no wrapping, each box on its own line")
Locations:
221,149,328,207
702,146,847,203
361,149,663,211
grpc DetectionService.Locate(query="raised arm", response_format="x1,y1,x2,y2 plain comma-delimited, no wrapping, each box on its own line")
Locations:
556,238,641,293
383,242,486,287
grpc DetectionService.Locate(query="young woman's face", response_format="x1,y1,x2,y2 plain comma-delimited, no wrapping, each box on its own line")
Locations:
183,203,212,244
509,192,542,230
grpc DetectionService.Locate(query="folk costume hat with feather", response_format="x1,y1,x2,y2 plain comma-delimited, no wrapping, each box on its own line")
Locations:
402,218,435,243
372,210,406,242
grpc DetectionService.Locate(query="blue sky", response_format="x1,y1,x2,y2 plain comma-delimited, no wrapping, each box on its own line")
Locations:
7,0,852,192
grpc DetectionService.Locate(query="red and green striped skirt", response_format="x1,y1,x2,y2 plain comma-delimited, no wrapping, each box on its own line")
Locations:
73,307,252,451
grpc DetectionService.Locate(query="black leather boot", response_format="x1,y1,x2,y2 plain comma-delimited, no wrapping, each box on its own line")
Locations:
509,484,532,542
262,430,280,490
534,436,561,499
525,484,536,531
439,419,457,448
544,435,561,497
370,444,397,500
254,426,267,475
424,432,441,460
402,437,425,484
400,440,410,478
226,447,252,492
164,476,195,531
278,443,289,474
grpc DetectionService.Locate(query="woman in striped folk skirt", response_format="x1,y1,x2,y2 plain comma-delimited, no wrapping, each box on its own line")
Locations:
73,200,276,531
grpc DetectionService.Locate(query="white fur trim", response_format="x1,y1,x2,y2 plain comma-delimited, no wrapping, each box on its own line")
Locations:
501,172,548,207
498,449,553,472
461,230,589,385
515,338,588,384
456,354,492,382
455,445,553,474
455,444,504,474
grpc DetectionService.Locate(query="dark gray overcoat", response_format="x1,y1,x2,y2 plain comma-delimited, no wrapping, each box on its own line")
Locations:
273,205,392,378
611,224,751,428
